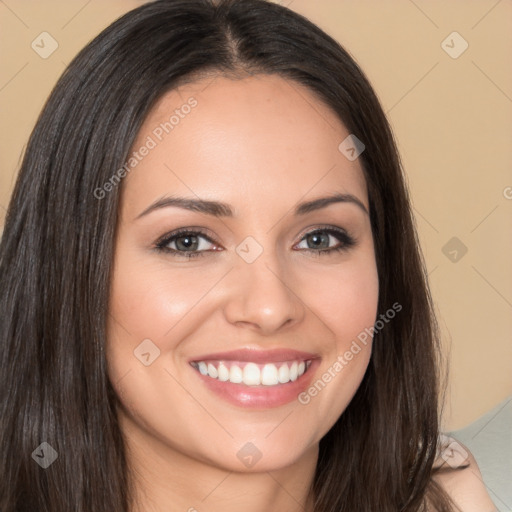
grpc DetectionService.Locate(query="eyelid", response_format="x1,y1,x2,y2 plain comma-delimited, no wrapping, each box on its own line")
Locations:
293,225,356,251
153,223,357,258
155,224,351,245
294,223,349,241
154,226,219,248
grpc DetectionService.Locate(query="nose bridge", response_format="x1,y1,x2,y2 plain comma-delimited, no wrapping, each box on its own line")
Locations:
224,235,304,333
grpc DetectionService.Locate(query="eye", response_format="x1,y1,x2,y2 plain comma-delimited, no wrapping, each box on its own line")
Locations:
154,225,357,259
294,227,356,256
154,228,219,259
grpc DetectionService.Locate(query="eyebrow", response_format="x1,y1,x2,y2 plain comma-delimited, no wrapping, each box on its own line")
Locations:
135,192,369,220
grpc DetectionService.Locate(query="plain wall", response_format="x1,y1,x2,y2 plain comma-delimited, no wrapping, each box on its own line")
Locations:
0,0,510,431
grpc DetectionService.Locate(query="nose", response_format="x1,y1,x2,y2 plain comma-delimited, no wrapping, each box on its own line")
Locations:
223,249,305,335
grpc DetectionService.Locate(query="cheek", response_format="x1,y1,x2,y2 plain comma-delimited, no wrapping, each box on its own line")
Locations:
105,250,228,402
111,270,193,328
105,256,219,446
108,253,219,344
294,254,379,427
301,253,379,348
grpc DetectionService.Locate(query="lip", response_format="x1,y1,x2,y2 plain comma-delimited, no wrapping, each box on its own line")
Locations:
188,348,321,409
189,347,318,364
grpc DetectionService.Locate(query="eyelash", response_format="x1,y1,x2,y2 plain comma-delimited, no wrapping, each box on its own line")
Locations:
154,226,357,259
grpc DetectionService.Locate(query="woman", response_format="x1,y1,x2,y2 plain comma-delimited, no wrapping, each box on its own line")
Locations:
0,0,496,511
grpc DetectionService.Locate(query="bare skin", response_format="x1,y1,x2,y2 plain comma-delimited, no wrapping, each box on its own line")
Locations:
106,73,378,512
432,437,497,512
105,73,495,512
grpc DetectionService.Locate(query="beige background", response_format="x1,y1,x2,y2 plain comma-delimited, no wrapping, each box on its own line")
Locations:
0,0,510,431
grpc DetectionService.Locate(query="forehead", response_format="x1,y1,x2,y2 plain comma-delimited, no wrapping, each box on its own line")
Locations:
121,74,368,216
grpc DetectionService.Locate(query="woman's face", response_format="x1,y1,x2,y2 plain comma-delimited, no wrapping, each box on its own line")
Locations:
106,74,379,473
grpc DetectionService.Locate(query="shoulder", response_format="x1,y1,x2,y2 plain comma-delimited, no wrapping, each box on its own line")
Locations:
431,435,497,512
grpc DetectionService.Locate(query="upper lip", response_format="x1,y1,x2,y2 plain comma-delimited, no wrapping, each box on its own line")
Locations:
189,348,318,363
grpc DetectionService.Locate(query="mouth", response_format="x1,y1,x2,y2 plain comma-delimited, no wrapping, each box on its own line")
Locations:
188,348,320,408
190,359,313,386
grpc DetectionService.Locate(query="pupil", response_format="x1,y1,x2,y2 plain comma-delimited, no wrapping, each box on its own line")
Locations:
309,232,328,248
177,235,197,251
174,233,330,252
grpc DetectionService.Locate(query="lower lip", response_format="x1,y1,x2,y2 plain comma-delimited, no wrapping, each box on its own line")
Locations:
191,359,321,409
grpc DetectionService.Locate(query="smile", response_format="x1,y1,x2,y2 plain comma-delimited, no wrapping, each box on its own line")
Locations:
188,348,320,408
190,359,313,387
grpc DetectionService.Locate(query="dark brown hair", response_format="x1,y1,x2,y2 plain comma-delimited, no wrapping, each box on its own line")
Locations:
0,0,461,510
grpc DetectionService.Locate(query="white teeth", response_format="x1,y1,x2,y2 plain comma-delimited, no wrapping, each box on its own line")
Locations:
230,365,243,383
207,363,218,379
193,359,311,387
277,364,289,383
217,362,230,381
243,363,261,385
289,361,298,382
198,362,208,375
261,364,278,385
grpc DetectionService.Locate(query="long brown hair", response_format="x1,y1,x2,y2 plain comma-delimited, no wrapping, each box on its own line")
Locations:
0,0,460,510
